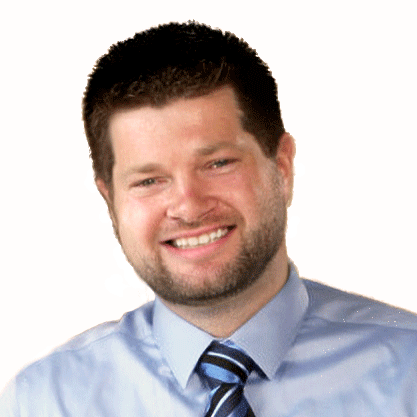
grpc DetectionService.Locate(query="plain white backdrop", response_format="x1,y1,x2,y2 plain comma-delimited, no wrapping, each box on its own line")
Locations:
1,1,416,391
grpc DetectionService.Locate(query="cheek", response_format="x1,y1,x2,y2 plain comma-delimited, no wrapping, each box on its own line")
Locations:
217,173,264,219
115,197,164,246
236,168,281,222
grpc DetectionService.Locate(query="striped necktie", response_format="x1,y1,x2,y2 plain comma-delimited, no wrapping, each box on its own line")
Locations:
197,340,256,417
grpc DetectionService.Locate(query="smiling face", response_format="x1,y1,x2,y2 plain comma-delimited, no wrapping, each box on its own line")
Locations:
97,87,293,307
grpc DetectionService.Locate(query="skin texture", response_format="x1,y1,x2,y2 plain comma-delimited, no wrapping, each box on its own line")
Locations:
97,86,296,337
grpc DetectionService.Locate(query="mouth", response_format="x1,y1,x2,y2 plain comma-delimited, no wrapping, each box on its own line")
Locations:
164,226,235,250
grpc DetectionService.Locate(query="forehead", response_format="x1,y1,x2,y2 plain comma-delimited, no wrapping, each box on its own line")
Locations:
108,86,257,171
110,86,242,133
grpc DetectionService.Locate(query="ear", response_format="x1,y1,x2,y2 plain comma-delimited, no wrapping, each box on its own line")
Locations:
95,178,117,224
275,133,296,206
95,178,112,204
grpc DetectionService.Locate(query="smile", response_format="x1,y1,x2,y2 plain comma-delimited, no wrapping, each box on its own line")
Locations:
169,227,231,249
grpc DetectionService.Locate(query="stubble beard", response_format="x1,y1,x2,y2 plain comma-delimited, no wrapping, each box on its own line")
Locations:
116,176,288,307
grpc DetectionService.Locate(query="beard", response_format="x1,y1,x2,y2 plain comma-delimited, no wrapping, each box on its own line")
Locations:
115,172,288,307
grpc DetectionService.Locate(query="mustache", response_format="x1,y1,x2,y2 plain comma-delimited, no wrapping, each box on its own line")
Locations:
160,214,241,235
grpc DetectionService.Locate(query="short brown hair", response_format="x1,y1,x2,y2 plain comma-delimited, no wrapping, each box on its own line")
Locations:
82,21,285,186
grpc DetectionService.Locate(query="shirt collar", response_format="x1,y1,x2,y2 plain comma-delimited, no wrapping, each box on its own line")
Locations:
153,261,309,388
153,298,213,389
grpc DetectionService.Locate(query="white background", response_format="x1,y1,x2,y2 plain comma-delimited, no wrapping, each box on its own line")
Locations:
1,1,416,391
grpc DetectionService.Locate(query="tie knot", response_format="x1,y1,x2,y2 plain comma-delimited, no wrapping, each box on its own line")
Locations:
197,341,256,388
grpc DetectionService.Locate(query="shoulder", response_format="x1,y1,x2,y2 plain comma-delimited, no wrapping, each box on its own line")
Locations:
0,301,158,413
53,300,155,353
295,278,417,376
302,278,417,331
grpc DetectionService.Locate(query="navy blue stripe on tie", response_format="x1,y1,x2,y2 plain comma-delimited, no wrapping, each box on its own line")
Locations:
197,340,257,417
201,354,248,383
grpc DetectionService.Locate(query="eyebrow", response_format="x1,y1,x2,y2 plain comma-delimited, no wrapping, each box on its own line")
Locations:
122,163,161,177
196,141,242,156
121,141,242,178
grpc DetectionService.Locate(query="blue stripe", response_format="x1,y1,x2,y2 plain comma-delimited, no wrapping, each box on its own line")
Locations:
198,341,256,417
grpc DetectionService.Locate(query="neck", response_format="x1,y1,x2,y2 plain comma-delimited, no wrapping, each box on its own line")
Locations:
160,245,289,338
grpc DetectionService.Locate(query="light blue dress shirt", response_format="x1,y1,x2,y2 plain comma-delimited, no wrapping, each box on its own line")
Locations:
1,262,417,416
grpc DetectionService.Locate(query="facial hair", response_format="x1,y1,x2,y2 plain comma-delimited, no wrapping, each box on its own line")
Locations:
117,171,287,307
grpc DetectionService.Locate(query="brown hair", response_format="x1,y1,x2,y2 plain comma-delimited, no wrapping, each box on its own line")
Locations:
82,21,285,187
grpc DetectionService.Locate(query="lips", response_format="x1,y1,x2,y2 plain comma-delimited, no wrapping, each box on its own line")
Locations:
163,226,235,249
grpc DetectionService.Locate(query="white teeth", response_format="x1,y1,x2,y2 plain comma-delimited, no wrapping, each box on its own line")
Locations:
188,237,199,246
209,231,218,241
172,228,229,249
198,234,210,245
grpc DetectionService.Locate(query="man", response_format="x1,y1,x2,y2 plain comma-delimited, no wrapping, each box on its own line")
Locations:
1,21,416,416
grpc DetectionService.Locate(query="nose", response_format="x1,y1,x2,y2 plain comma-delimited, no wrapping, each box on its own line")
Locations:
166,174,217,224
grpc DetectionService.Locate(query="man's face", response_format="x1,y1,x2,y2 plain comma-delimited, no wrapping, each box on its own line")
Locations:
98,87,292,306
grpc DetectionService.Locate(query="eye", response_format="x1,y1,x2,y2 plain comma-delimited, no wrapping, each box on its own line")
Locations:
209,159,235,169
134,178,158,187
129,176,170,197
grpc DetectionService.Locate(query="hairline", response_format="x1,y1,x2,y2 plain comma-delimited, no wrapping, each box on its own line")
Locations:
99,82,278,196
